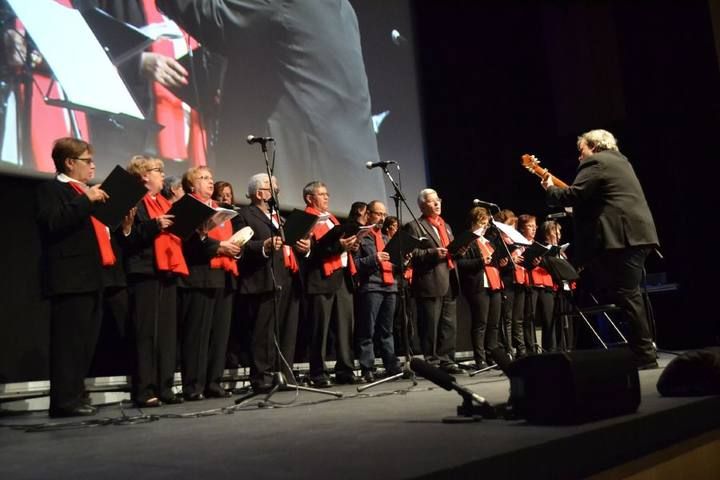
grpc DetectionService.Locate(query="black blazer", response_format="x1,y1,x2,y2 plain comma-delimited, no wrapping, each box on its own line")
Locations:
546,149,659,265
121,201,164,278
457,240,492,294
302,223,354,295
235,205,294,294
403,217,459,298
178,232,231,290
36,179,106,296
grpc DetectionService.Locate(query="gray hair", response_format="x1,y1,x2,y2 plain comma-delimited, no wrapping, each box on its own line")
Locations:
417,188,437,208
303,180,326,203
577,129,619,152
247,173,270,198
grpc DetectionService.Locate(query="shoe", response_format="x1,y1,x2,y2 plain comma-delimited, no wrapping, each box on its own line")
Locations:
183,392,204,401
159,394,184,405
204,387,232,398
474,361,489,370
637,360,660,370
385,367,403,377
49,404,97,418
440,363,465,375
251,382,274,394
361,371,375,383
135,397,161,408
335,373,365,385
308,375,332,388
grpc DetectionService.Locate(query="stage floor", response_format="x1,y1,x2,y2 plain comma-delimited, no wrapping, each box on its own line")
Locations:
1,352,719,479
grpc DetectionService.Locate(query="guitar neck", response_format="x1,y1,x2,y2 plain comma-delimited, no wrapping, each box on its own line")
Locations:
521,154,570,189
539,171,569,189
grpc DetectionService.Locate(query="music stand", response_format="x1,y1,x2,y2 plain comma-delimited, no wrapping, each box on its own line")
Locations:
235,138,343,407
7,0,158,136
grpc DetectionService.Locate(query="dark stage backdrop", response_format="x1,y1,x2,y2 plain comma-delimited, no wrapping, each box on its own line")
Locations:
1,0,719,383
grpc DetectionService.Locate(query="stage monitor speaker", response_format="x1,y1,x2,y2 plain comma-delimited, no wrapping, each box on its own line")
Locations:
506,348,640,424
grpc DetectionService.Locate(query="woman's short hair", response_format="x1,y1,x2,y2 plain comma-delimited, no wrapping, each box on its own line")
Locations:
51,137,93,174
126,155,163,179
182,166,210,193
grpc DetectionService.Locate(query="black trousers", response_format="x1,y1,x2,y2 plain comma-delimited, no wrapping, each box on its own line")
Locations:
465,288,501,363
49,291,103,411
587,247,655,363
129,276,177,402
244,283,300,386
307,281,355,377
510,285,527,355
534,288,556,352
415,293,457,366
179,287,234,395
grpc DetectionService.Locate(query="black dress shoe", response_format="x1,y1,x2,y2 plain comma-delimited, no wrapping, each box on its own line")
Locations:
204,387,232,398
159,394,184,405
474,361,489,370
251,382,274,394
335,373,365,385
440,363,465,375
308,375,332,388
637,360,660,370
361,371,375,383
49,404,97,418
183,392,205,401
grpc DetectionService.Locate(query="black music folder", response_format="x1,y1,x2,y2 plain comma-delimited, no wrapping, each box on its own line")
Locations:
92,165,147,229
446,230,480,257
383,230,426,266
316,222,363,248
282,209,319,246
168,47,227,114
521,241,552,269
165,194,216,240
81,7,153,66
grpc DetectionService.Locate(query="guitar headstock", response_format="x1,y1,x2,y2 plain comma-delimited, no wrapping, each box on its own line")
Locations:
521,153,546,177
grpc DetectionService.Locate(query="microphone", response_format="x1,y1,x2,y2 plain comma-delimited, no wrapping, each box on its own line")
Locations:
473,199,499,209
365,160,397,170
410,358,488,406
391,29,407,46
546,212,567,219
246,135,275,145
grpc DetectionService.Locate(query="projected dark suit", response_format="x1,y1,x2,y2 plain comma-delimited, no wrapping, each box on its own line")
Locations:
155,0,386,205
546,147,659,366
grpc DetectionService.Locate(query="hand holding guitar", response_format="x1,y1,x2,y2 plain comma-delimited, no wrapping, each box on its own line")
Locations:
521,154,569,189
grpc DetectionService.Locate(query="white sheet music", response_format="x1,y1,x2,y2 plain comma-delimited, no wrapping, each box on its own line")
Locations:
8,0,144,119
491,219,532,246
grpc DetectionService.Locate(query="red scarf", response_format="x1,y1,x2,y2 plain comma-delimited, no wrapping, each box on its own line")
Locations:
372,229,394,286
142,193,188,275
424,215,455,269
305,206,357,277
512,248,529,285
531,265,554,288
476,238,502,290
68,182,116,266
193,194,238,276
271,212,299,273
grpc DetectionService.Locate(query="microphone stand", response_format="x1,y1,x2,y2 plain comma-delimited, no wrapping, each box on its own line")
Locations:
358,164,421,392
235,139,342,406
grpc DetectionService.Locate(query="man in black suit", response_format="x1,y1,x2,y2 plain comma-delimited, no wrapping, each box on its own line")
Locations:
235,173,309,392
302,180,362,387
35,137,112,417
404,188,463,374
543,129,660,369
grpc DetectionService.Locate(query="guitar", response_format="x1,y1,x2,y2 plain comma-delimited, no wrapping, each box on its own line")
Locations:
520,154,569,189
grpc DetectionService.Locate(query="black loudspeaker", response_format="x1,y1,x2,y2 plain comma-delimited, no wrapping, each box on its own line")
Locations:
506,348,640,424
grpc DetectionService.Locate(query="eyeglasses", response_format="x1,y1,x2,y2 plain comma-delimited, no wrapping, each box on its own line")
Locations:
369,211,387,217
198,175,214,181
72,157,94,164
313,192,330,197
148,167,164,173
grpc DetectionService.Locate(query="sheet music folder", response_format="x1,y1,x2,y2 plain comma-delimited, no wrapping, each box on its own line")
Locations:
165,195,216,240
168,47,227,114
521,241,552,269
282,209,319,246
92,165,147,230
80,7,154,66
447,230,480,257
383,230,425,266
